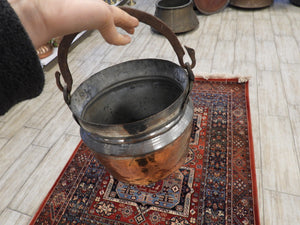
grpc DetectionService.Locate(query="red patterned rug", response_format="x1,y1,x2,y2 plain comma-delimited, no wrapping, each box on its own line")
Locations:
30,78,260,225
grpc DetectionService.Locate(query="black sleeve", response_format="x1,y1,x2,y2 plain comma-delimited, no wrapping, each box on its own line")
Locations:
0,0,45,115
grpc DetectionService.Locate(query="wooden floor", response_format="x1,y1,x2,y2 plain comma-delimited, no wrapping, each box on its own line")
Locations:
1,0,300,224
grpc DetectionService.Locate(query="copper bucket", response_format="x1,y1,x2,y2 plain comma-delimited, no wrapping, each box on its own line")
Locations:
55,7,196,185
230,0,273,8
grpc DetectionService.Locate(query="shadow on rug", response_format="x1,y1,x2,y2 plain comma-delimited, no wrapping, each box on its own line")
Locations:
30,78,260,225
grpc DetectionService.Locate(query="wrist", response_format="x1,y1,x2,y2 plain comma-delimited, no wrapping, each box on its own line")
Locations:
8,0,48,48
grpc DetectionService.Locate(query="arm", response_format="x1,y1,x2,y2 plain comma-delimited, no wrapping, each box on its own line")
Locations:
0,0,138,115
0,0,45,115
8,0,139,48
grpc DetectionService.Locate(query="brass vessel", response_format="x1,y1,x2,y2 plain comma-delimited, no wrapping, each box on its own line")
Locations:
154,0,199,33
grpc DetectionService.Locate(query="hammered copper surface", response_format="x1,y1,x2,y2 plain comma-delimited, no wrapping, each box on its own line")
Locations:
94,122,192,185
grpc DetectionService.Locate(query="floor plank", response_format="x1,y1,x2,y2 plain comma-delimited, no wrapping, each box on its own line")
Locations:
0,209,31,225
260,115,300,195
263,190,300,225
9,135,81,216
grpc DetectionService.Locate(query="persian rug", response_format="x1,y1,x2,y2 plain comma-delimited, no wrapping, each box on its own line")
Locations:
30,78,260,225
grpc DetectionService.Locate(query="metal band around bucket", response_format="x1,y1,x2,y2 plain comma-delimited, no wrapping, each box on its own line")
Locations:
55,7,196,105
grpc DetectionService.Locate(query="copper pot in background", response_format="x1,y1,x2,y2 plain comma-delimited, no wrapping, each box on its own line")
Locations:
230,0,273,8
154,0,199,34
193,0,229,15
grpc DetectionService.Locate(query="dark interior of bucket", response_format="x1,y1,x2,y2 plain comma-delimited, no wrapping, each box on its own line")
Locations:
158,0,190,7
82,77,183,125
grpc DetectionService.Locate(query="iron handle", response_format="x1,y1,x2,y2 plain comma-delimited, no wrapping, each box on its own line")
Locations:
119,7,196,69
55,7,196,104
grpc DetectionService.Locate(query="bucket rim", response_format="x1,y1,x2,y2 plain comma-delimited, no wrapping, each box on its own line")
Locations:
69,58,191,138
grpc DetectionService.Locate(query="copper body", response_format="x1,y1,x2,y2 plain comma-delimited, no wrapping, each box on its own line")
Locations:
94,121,192,185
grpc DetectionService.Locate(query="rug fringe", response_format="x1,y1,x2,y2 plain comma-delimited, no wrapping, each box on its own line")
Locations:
195,74,252,83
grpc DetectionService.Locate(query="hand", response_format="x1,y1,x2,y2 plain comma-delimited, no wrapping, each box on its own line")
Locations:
8,0,139,48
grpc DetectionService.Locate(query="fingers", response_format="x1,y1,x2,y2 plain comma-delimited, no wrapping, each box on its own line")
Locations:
110,6,139,34
99,22,132,45
36,0,139,47
98,5,138,45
